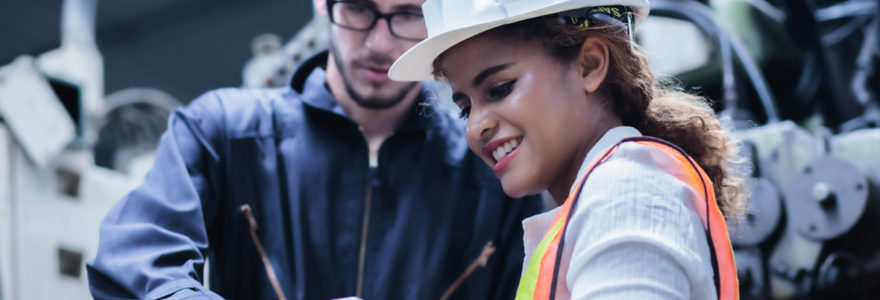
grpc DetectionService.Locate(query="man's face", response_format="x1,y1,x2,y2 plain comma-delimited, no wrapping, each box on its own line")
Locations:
324,0,426,109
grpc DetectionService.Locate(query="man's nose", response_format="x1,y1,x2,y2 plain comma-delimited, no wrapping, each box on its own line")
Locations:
364,18,396,54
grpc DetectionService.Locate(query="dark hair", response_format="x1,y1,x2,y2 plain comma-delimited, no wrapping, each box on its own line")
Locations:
433,17,748,221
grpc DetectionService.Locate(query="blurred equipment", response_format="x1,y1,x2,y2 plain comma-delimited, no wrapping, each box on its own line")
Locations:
37,0,103,147
0,56,76,167
640,0,879,298
242,16,330,88
92,88,180,177
0,0,173,299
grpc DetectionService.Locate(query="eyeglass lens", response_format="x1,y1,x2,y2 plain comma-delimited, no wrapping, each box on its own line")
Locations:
330,2,427,40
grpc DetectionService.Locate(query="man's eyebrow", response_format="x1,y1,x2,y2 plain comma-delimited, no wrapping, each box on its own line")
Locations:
473,64,512,88
392,4,422,11
355,0,377,8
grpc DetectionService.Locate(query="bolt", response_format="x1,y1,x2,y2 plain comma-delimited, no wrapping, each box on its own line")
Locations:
813,182,836,210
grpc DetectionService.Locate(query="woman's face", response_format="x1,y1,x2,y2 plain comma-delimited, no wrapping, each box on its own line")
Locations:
441,33,619,199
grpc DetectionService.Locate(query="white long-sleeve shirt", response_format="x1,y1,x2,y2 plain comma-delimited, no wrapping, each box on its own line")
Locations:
522,126,716,299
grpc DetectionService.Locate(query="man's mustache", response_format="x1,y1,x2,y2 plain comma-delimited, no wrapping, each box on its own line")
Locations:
357,52,393,67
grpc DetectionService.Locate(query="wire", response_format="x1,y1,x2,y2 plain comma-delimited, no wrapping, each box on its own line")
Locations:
727,28,781,122
815,0,878,22
651,0,781,123
823,14,875,46
792,50,822,115
751,0,787,23
852,14,879,106
650,1,736,113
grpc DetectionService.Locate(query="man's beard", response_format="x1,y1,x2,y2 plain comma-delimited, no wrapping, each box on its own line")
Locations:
331,42,418,110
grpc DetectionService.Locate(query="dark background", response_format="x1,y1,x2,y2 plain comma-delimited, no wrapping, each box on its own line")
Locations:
1,0,313,104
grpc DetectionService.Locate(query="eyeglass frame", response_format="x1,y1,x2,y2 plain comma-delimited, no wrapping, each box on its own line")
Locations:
326,0,426,41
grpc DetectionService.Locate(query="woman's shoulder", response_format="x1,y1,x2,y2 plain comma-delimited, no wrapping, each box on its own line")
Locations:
569,139,707,244
564,140,717,299
582,140,697,201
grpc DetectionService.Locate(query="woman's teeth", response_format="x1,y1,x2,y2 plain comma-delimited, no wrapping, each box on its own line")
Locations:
492,139,519,162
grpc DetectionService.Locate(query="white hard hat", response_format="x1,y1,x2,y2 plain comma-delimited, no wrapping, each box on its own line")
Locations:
389,0,650,82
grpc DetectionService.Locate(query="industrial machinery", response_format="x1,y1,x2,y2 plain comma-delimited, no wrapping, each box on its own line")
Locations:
641,0,880,298
0,0,178,299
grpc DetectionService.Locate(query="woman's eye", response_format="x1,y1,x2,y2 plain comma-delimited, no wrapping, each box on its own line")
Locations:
458,104,471,119
488,80,516,100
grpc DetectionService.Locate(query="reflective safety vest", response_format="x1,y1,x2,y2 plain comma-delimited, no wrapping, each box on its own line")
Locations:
515,136,738,300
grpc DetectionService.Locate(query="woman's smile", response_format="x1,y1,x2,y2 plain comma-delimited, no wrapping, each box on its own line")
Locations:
482,136,524,172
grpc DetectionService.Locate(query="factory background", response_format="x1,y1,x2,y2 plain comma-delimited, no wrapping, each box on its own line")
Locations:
0,0,878,299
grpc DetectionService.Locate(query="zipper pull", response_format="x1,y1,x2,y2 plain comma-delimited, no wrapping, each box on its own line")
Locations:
440,241,497,300
241,204,258,231
240,204,288,300
476,241,497,267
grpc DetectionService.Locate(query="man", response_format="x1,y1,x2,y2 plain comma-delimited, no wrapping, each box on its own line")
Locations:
86,0,543,299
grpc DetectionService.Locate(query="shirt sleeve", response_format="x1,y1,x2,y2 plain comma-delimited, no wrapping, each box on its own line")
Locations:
565,144,716,300
86,91,227,300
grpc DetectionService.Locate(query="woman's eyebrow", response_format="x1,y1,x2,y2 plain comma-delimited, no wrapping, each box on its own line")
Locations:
472,64,512,88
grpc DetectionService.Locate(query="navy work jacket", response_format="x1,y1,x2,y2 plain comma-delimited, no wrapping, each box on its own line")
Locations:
86,51,543,300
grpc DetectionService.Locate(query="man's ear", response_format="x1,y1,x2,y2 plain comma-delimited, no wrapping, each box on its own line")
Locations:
577,36,610,94
314,0,328,16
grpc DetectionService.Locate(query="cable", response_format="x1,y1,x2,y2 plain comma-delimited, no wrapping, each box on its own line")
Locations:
650,1,737,114
727,27,781,122
823,14,875,46
815,0,878,22
851,14,879,107
792,50,822,115
651,0,781,123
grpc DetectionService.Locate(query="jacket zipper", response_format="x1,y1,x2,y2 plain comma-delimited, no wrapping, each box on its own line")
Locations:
240,204,288,300
356,126,380,297
355,183,372,297
439,241,497,300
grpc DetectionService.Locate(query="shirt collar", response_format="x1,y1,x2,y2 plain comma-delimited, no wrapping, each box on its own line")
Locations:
569,126,642,194
289,50,437,133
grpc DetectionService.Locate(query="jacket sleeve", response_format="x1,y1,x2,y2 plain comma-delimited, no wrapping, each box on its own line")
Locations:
491,194,545,300
86,91,227,300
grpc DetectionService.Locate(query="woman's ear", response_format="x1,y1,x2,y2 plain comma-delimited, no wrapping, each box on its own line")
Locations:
577,36,610,93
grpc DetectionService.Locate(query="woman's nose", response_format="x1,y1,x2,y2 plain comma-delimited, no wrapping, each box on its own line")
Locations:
466,108,498,143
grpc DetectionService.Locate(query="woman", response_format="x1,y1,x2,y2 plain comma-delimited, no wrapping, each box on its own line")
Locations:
390,0,747,299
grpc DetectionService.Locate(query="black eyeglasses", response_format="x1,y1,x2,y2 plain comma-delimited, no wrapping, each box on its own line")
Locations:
327,0,427,41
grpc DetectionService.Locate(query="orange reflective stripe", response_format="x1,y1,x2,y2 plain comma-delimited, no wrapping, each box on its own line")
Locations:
516,138,739,300
533,220,563,300
639,140,739,300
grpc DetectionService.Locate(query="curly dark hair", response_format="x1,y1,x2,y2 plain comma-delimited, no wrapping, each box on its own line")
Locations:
433,17,748,221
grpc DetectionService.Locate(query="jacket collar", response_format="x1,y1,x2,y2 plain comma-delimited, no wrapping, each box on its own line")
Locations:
288,50,435,134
